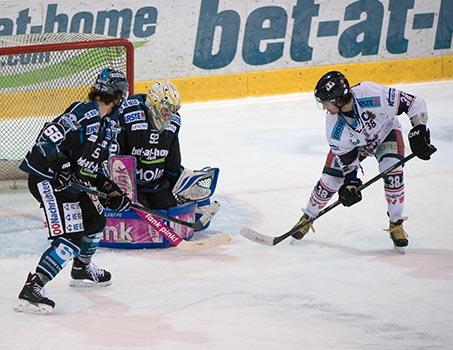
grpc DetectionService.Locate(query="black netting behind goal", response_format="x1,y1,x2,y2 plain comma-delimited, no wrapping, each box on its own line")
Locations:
0,33,134,181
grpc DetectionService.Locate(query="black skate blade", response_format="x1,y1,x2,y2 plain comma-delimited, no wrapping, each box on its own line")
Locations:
14,299,54,315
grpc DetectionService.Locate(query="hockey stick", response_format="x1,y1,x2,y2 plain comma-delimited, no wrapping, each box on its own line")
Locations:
133,210,230,251
69,182,219,230
240,152,419,247
70,182,229,251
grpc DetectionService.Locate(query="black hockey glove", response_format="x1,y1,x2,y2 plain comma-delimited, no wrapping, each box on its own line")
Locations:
52,168,72,192
408,124,437,160
338,178,362,207
49,154,73,192
98,179,132,212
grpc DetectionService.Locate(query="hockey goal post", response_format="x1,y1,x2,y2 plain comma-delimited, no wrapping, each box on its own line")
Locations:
0,33,134,184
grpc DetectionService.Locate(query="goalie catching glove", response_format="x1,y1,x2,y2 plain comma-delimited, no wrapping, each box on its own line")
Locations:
97,177,131,212
172,167,219,202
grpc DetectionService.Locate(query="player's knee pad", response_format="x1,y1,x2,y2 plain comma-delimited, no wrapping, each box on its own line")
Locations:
319,173,344,193
379,157,404,190
305,173,343,217
376,129,404,162
37,237,80,281
380,157,405,217
78,232,102,260
379,156,403,173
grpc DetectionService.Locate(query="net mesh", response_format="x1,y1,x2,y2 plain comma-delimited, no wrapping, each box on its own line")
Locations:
0,33,133,181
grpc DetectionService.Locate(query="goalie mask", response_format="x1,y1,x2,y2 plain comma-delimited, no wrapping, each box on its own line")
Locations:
146,81,181,132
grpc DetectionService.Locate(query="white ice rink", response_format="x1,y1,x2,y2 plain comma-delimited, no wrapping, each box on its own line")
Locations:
1,80,452,350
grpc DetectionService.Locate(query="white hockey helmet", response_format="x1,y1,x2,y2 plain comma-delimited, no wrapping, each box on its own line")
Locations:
146,81,181,132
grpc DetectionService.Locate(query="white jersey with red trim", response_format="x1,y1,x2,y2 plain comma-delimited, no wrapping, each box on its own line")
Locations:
325,81,427,170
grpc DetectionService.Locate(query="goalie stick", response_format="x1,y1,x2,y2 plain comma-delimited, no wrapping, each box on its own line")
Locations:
240,153,419,247
70,182,219,231
70,182,229,251
133,210,230,251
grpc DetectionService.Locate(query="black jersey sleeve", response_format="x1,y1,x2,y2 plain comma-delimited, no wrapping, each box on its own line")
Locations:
163,135,182,187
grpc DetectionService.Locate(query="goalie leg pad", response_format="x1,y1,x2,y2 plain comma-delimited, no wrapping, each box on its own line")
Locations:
194,198,220,231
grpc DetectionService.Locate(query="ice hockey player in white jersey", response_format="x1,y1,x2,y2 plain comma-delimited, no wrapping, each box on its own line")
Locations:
291,71,436,251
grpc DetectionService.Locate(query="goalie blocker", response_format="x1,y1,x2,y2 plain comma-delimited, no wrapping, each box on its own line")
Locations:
101,156,220,249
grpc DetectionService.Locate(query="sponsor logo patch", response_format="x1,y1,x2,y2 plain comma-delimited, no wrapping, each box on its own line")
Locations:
132,122,148,131
62,202,84,233
124,111,145,124
165,124,177,133
330,118,346,141
170,114,181,126
357,96,381,108
86,122,100,135
37,180,64,237
119,98,140,113
387,88,396,106
84,109,99,119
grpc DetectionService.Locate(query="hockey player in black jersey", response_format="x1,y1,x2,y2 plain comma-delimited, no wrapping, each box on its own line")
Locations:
116,81,184,209
15,68,132,314
116,81,220,231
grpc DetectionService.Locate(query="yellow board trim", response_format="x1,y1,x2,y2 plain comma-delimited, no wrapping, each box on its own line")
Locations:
0,86,88,120
1,55,452,120
135,55,453,103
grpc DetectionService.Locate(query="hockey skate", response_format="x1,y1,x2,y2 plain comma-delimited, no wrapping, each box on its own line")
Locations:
385,220,408,254
70,258,112,287
14,272,55,315
290,214,315,245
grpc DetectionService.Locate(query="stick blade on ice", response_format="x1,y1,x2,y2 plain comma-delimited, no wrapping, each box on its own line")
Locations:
240,227,275,246
177,233,231,251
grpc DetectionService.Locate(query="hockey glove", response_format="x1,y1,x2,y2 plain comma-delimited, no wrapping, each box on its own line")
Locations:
338,178,362,207
98,179,132,212
49,154,73,192
408,125,437,160
52,168,72,192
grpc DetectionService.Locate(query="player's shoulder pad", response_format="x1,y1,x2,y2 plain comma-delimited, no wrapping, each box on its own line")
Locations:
164,113,181,134
119,94,146,114
170,112,181,127
59,101,100,125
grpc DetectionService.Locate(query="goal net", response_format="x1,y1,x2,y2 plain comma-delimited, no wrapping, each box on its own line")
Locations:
0,33,134,183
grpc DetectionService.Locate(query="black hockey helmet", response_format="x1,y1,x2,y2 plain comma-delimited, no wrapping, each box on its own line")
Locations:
314,71,351,107
92,68,128,99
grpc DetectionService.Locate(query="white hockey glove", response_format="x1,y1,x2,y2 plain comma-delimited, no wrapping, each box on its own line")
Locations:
172,167,219,202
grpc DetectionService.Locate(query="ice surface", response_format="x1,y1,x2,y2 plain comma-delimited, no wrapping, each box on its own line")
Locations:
1,81,452,350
